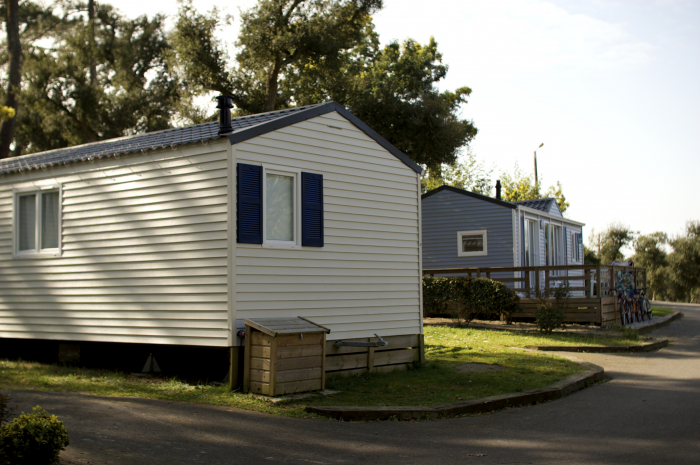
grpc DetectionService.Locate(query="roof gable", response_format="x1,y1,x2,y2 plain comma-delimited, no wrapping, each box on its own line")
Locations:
422,185,516,209
0,102,422,176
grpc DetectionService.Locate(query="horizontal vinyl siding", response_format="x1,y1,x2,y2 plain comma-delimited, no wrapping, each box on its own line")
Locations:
422,190,514,279
0,141,230,347
235,112,420,340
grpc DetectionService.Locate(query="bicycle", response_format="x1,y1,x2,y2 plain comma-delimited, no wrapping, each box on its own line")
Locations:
636,287,652,321
615,288,634,325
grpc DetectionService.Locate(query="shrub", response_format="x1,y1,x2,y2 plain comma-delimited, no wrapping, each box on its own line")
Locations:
0,394,16,425
535,304,565,334
534,282,570,334
423,277,520,324
0,406,70,465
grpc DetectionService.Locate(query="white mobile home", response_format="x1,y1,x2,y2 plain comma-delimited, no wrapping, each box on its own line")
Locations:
0,99,423,381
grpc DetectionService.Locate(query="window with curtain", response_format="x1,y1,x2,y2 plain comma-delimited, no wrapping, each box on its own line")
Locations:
16,189,61,255
265,172,295,244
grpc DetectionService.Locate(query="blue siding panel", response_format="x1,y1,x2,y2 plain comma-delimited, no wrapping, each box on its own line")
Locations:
422,190,514,279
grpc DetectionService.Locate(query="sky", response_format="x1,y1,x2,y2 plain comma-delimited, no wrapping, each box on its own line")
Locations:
116,0,700,247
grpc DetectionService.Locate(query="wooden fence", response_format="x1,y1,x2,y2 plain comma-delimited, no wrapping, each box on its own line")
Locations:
423,265,647,327
324,334,425,378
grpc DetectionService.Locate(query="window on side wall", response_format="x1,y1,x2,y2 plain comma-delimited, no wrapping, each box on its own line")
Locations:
457,230,487,257
264,167,299,248
14,187,62,257
236,163,324,248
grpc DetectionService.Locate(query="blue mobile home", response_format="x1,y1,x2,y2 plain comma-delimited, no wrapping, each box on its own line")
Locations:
421,185,585,291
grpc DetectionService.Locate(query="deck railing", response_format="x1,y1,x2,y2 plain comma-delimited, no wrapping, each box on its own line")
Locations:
423,265,647,299
423,265,647,326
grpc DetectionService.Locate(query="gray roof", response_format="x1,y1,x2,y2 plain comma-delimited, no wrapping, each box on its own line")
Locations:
511,198,558,213
0,104,323,176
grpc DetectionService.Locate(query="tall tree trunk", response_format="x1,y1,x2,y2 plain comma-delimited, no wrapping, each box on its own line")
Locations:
88,0,97,85
0,0,21,159
263,57,282,112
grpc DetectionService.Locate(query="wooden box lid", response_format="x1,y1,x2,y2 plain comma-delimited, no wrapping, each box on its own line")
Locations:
243,317,330,337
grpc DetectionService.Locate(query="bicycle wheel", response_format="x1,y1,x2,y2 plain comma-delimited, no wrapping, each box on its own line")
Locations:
619,300,626,326
644,298,652,320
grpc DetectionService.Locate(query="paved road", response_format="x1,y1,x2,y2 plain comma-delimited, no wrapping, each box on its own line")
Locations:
8,302,700,465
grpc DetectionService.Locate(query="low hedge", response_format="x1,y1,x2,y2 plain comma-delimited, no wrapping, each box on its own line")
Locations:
423,276,520,323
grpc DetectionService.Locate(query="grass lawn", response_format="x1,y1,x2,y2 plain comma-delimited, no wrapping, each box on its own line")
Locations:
651,306,674,318
0,325,628,419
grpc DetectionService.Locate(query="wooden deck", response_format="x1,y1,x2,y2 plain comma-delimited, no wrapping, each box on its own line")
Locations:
423,265,647,327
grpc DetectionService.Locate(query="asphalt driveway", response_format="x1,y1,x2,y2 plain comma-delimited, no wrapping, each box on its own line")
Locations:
7,301,700,465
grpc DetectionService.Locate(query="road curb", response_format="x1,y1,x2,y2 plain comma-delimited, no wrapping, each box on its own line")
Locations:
525,338,669,353
305,363,604,421
635,311,682,334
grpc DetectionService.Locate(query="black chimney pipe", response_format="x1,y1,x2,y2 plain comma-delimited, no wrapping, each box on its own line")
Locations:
216,95,234,135
495,180,502,200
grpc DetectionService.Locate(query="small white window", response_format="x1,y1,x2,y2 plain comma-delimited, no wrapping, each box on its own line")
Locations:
263,166,300,249
14,187,62,257
457,230,487,257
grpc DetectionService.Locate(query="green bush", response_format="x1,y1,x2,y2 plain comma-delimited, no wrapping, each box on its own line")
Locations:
534,282,570,334
535,304,565,334
0,394,16,425
0,406,70,465
423,277,520,324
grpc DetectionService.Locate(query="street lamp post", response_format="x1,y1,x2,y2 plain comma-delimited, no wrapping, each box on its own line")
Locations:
534,142,544,187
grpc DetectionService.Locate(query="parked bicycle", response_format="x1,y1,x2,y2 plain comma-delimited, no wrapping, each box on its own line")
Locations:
636,287,652,321
614,269,636,326
615,287,634,325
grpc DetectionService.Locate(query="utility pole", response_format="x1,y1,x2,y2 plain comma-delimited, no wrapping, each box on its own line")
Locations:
534,142,543,187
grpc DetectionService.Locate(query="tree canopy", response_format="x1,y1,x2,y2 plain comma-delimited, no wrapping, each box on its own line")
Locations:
2,0,477,169
420,150,492,195
170,1,477,170
0,0,179,156
500,164,570,213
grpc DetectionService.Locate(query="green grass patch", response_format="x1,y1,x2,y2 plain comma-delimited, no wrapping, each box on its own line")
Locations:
1,326,601,417
651,306,674,318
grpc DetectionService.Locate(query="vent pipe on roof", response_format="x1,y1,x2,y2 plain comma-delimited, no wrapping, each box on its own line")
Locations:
216,95,234,135
495,180,502,200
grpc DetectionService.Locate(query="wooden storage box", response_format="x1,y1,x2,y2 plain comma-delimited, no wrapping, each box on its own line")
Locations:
242,317,330,396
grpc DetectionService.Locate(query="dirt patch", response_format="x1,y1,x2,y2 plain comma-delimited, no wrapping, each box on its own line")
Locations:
454,363,506,373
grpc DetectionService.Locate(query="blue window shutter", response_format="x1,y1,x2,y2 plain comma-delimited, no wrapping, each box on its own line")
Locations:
237,163,262,244
564,227,568,265
301,172,323,247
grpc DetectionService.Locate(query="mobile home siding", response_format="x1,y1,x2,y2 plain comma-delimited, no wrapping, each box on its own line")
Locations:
0,141,230,347
234,112,421,341
422,190,514,270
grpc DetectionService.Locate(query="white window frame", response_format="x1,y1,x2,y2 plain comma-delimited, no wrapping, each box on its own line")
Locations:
457,229,488,257
262,165,301,249
13,184,63,258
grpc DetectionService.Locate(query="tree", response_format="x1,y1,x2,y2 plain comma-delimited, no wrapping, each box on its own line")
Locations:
500,163,569,213
236,0,382,112
168,0,232,123
666,221,700,303
0,0,21,159
286,28,478,170
597,222,635,265
171,2,478,170
6,2,180,155
583,245,600,265
633,232,668,300
171,0,383,114
421,150,492,195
